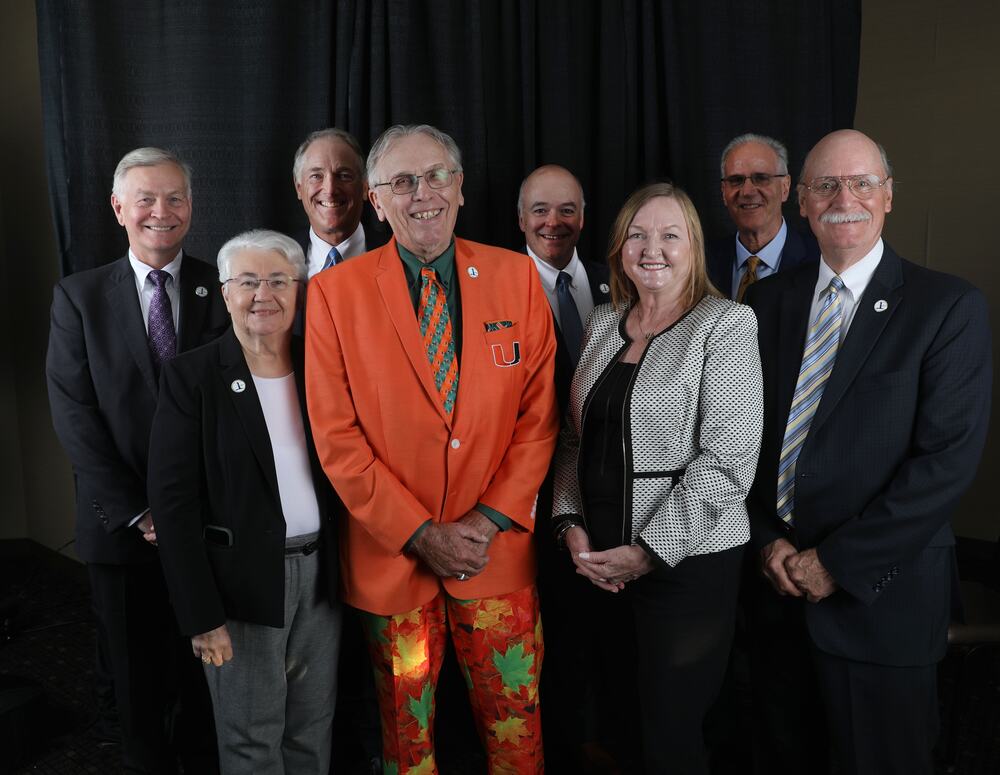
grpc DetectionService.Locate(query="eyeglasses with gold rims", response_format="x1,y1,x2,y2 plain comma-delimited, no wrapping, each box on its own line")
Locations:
224,274,300,292
801,175,890,200
721,172,789,188
373,166,462,195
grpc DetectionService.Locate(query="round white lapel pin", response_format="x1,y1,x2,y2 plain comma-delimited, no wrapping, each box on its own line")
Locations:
467,266,479,278
195,286,208,297
599,283,610,294
231,379,246,393
874,299,888,312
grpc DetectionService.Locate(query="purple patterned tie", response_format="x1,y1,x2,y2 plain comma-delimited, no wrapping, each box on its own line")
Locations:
147,270,177,368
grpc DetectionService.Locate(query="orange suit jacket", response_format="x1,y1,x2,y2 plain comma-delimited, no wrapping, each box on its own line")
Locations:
305,237,558,615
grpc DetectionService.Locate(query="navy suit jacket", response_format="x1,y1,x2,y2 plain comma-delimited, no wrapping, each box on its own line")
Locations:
149,329,339,635
707,225,819,299
744,245,992,666
46,255,230,564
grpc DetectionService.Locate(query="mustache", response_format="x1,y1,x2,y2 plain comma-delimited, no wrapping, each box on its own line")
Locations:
819,211,872,224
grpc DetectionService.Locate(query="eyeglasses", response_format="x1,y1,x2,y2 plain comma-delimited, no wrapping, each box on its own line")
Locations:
224,274,300,292
801,175,889,199
721,172,788,188
373,167,461,195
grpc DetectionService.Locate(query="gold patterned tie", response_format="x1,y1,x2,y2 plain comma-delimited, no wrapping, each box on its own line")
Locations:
736,255,761,302
417,266,458,415
776,276,845,525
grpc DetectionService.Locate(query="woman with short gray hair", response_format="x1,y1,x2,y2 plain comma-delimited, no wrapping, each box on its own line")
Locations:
149,228,342,774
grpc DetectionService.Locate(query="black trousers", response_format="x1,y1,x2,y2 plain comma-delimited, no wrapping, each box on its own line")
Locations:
748,577,939,775
590,544,744,774
88,561,218,774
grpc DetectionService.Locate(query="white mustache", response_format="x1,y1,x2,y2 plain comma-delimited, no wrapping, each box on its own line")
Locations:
819,211,872,224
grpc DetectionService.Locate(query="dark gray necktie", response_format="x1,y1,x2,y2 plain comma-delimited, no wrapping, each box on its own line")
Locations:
147,270,177,368
556,271,584,366
322,246,343,271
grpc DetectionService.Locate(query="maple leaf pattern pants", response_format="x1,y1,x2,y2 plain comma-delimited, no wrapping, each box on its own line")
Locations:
359,585,544,774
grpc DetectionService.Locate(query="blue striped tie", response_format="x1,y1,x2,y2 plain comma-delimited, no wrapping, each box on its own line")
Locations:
776,276,845,526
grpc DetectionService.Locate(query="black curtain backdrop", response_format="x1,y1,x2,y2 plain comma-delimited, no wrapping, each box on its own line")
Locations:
37,0,860,276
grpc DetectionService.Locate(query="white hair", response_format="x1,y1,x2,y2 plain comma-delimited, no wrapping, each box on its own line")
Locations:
366,124,463,188
112,147,192,199
720,133,789,177
216,229,307,282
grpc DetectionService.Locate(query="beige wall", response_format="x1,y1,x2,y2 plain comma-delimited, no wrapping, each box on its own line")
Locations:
3,2,997,550
855,0,1000,540
1,2,77,551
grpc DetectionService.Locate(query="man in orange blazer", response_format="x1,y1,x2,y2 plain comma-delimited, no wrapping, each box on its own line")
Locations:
305,124,558,774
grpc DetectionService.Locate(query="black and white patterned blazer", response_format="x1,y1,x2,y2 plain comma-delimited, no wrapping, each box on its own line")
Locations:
552,295,763,567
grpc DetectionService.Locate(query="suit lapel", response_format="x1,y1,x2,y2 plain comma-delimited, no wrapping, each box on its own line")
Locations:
775,265,819,434
810,249,903,434
218,329,281,503
177,255,215,352
374,239,451,426
105,256,158,395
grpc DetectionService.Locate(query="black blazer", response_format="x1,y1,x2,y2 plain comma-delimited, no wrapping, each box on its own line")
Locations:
744,245,992,666
46,254,229,564
148,328,339,636
706,225,819,299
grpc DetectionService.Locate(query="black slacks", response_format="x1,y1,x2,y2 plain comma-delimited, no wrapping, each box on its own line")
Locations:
88,560,218,774
590,543,744,774
748,576,939,775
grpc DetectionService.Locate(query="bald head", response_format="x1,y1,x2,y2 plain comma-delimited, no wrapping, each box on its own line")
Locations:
798,130,894,271
518,165,586,270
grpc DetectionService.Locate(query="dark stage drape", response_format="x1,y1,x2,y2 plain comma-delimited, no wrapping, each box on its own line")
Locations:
37,0,860,276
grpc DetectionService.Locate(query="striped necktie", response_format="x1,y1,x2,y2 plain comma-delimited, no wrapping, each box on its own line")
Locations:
322,246,342,271
776,275,845,525
417,266,458,415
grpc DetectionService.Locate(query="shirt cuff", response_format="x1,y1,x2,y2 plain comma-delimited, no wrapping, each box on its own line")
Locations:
403,519,433,553
475,503,512,532
129,508,150,528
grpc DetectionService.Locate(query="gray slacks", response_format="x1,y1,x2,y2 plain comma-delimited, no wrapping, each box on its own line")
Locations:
203,533,342,775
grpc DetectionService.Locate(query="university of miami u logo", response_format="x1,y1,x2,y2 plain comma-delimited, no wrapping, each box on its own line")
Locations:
491,340,521,367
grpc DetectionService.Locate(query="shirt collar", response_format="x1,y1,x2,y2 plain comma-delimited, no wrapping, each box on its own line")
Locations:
816,238,884,301
309,222,366,259
735,218,788,271
526,246,583,292
128,249,183,285
398,239,457,289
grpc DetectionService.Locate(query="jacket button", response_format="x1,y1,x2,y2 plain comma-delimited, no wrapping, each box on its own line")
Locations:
450,439,461,449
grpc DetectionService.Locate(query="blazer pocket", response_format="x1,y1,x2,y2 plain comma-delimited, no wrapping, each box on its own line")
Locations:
483,323,522,368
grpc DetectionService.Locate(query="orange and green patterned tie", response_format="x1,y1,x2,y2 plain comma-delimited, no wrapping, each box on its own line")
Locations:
418,266,458,415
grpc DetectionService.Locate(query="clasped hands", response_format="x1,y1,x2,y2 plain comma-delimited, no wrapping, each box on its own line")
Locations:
761,538,836,603
564,526,654,593
410,509,499,580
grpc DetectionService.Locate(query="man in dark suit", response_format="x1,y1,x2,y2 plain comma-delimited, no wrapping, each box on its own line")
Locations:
708,133,819,300
46,147,228,774
292,127,384,276
744,129,992,775
517,164,611,769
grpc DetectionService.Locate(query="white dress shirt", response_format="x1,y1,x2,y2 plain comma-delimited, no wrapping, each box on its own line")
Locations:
809,238,884,341
306,223,367,278
527,247,596,331
731,218,788,297
129,249,182,332
252,373,321,538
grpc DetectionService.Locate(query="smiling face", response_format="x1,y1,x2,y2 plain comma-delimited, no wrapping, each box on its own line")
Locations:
368,133,464,262
799,130,893,271
111,162,191,268
518,166,584,270
295,135,366,245
222,248,300,341
622,196,692,300
721,141,790,246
